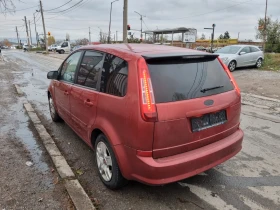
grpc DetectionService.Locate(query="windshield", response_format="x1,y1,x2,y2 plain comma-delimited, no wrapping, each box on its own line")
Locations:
147,57,234,103
216,46,241,54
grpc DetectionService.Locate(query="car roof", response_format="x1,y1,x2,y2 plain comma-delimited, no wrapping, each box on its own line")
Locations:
79,44,208,57
226,45,259,48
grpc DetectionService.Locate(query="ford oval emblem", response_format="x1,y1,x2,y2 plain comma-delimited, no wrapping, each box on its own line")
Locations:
204,99,214,106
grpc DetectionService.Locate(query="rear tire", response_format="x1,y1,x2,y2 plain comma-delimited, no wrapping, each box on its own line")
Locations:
95,134,127,190
48,95,62,122
228,61,236,72
256,58,262,68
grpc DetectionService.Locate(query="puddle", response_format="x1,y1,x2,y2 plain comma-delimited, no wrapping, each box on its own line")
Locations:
8,101,49,173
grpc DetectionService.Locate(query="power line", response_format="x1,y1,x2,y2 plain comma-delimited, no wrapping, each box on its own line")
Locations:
45,0,73,11
45,0,90,19
45,0,84,14
5,5,38,12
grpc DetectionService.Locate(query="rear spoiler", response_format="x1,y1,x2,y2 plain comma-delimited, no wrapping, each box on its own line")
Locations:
143,53,219,64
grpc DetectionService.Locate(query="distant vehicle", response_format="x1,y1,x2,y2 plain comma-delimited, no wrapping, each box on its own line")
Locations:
10,46,16,49
47,44,243,189
215,45,264,71
56,41,71,54
71,45,83,52
195,46,206,51
23,45,29,52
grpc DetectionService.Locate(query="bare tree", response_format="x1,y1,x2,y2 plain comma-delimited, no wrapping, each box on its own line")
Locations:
75,38,89,45
0,0,16,13
66,33,70,41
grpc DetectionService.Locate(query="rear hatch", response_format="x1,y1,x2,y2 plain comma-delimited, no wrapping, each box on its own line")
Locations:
144,53,241,158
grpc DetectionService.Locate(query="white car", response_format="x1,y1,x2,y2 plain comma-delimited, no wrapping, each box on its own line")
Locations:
215,45,264,72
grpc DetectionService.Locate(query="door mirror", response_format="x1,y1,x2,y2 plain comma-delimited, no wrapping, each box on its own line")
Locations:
47,71,58,80
239,51,246,55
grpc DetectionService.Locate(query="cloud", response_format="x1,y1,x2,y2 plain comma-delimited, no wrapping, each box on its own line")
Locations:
0,0,279,42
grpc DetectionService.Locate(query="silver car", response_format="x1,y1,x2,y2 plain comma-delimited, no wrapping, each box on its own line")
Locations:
215,45,264,72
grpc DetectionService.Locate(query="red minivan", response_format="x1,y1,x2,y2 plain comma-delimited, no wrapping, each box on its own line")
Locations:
47,44,243,189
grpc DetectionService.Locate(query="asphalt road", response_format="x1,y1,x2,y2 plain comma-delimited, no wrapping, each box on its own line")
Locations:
1,49,280,210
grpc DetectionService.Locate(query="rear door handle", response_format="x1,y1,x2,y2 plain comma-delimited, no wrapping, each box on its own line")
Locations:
84,100,93,107
64,91,69,95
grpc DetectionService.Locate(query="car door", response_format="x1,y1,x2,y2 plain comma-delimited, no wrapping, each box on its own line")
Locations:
238,46,251,67
70,50,105,143
54,51,83,124
250,47,261,65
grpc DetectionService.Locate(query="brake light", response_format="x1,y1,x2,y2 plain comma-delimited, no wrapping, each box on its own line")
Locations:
137,57,157,122
218,57,241,97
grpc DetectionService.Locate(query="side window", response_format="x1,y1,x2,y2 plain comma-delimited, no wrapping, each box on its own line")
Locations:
60,51,82,83
76,51,104,89
240,47,250,54
62,42,68,47
250,47,260,52
101,53,128,97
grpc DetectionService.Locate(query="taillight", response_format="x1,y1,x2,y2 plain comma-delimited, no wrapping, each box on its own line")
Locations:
218,57,241,97
137,57,157,122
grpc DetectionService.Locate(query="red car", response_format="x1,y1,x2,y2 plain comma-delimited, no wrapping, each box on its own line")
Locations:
47,44,243,189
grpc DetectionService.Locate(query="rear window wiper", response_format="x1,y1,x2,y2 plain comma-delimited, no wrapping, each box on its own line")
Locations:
200,86,224,93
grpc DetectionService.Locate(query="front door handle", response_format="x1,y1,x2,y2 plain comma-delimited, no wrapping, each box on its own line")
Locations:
64,91,69,95
84,99,93,107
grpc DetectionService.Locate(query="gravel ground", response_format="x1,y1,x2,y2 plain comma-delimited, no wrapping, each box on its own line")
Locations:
233,68,280,99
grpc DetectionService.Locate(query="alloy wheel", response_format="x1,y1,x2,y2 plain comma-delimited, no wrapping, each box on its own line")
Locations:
96,141,113,181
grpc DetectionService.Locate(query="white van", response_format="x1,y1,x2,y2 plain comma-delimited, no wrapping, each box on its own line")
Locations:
56,41,71,54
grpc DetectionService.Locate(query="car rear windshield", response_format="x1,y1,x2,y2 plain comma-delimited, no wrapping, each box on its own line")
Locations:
146,56,234,103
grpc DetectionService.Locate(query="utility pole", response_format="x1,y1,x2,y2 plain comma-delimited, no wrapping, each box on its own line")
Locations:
134,11,145,41
33,12,38,47
28,20,32,45
89,27,91,44
263,0,268,52
24,16,30,47
108,0,119,44
15,26,20,47
39,0,47,52
123,0,128,43
116,31,118,42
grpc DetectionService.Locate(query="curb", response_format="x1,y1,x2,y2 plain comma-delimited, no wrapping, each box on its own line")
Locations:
15,85,95,210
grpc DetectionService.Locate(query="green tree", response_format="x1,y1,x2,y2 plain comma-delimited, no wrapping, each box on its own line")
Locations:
219,34,224,39
256,17,280,52
223,31,230,39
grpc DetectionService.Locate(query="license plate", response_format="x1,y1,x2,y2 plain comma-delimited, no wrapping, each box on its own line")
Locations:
191,110,227,132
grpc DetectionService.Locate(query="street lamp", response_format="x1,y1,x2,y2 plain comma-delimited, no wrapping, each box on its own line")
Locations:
108,0,119,43
134,11,146,41
204,23,216,53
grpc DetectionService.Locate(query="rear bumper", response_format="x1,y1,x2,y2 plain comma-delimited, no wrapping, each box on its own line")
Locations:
115,129,243,185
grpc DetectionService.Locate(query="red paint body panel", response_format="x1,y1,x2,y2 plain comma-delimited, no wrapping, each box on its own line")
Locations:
115,129,243,185
48,44,244,186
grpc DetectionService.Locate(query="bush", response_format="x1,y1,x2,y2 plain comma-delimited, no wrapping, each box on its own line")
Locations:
29,47,44,51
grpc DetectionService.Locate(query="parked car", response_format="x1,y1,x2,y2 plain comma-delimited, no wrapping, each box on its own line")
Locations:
47,44,243,189
195,46,206,51
215,45,264,71
56,41,71,54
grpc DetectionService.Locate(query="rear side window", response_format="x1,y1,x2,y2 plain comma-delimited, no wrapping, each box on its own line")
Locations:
250,47,260,52
76,51,104,89
101,53,128,97
147,57,234,103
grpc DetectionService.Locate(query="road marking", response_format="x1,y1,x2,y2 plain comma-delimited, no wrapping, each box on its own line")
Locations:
239,195,269,210
178,182,238,210
249,186,280,205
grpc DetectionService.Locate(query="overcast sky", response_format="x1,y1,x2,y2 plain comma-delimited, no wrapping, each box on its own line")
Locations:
0,0,279,43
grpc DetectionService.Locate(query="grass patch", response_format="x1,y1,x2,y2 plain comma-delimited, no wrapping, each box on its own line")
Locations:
260,53,280,71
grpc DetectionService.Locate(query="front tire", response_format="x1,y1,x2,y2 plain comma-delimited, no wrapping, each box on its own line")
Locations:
256,58,263,68
228,61,236,72
61,50,65,54
48,95,62,122
95,134,127,190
